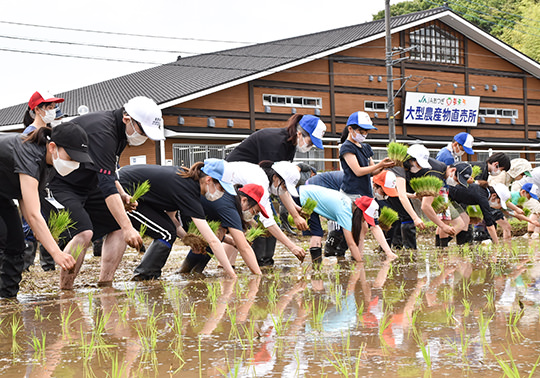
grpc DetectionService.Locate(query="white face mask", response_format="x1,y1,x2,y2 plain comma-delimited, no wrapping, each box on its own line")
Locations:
491,169,502,177
489,199,501,209
446,175,459,187
52,148,80,176
205,181,224,201
352,130,366,143
269,183,285,196
41,108,56,124
126,120,148,146
242,210,254,222
296,135,313,153
374,191,387,201
453,150,465,157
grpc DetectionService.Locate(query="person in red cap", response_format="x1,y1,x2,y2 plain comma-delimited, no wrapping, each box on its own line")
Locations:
298,185,397,263
0,122,93,298
22,90,65,135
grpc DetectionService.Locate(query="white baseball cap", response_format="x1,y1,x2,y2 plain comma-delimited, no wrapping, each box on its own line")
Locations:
407,144,431,169
532,167,540,188
492,183,510,209
124,96,165,141
272,161,300,197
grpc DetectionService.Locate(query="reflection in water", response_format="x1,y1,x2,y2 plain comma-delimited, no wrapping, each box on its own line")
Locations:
1,240,540,377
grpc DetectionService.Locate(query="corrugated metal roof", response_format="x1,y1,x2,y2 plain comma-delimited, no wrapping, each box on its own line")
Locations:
3,6,536,127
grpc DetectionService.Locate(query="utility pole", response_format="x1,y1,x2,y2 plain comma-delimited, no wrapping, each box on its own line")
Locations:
385,0,396,142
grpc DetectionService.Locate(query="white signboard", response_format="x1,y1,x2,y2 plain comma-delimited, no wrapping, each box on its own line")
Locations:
129,155,147,165
403,92,480,127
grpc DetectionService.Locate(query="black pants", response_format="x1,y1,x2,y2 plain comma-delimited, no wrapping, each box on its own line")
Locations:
387,196,417,250
0,198,26,298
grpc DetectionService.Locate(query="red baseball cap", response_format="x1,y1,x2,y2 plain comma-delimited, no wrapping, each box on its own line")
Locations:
354,196,379,227
373,170,398,197
28,90,64,110
238,184,269,218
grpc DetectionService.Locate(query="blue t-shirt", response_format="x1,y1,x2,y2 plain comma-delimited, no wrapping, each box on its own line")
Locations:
200,191,243,231
436,146,455,166
299,185,352,231
306,171,344,191
339,140,373,197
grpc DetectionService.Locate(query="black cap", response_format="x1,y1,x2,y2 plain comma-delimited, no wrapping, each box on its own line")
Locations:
51,122,93,164
451,162,472,187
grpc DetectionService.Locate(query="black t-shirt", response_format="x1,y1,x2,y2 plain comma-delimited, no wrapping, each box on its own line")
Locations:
339,140,373,196
50,109,127,197
448,183,495,226
306,171,344,191
201,192,243,231
118,165,205,219
225,128,295,164
0,133,52,200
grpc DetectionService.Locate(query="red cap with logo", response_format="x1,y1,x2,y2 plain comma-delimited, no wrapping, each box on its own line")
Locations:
238,184,269,218
354,196,379,227
28,90,64,110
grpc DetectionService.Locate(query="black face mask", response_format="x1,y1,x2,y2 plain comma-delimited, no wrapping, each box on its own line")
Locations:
403,159,412,171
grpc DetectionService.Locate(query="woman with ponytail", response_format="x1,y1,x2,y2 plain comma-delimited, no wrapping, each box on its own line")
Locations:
0,122,93,298
22,90,65,135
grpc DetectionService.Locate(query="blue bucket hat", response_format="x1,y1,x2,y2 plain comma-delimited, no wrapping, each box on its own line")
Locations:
201,159,236,195
298,115,326,149
347,111,377,130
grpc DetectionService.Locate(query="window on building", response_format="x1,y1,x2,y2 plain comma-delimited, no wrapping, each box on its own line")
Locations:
478,108,518,119
364,101,388,112
263,94,322,109
409,24,461,64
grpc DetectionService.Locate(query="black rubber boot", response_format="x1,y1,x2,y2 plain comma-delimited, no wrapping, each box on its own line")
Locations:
252,236,276,267
22,240,37,272
132,239,172,280
440,237,453,247
325,229,347,257
310,247,322,267
92,238,103,257
435,235,440,247
456,226,473,245
39,244,55,271
177,249,212,274
0,250,24,299
401,222,417,250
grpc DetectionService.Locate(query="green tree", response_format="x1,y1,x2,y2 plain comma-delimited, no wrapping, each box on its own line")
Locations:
500,0,540,61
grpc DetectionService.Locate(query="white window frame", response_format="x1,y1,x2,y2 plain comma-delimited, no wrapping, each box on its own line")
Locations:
409,25,460,64
364,100,388,113
478,107,518,119
262,94,322,109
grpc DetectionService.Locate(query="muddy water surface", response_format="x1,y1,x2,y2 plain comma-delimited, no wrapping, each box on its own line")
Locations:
1,238,540,377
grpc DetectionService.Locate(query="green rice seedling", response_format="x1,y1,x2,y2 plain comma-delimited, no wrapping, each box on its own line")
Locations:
311,298,328,331
445,305,456,325
189,303,197,327
60,305,78,339
87,292,94,315
466,205,483,225
431,195,449,214
206,281,220,312
379,206,399,231
241,318,257,357
11,314,23,356
108,352,129,378
477,310,493,353
71,243,85,261
134,303,162,352
33,306,49,322
267,281,279,310
245,224,267,244
183,220,221,251
28,331,46,361
471,165,482,180
490,345,540,378
413,329,431,371
409,176,443,198
325,333,365,378
287,214,296,227
139,222,147,237
524,207,531,217
387,142,409,165
48,209,76,242
300,198,318,219
517,195,527,208
462,299,471,317
270,312,291,337
446,329,471,367
127,180,151,203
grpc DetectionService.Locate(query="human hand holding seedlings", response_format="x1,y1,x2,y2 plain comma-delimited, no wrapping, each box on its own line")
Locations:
377,157,395,169
414,217,426,229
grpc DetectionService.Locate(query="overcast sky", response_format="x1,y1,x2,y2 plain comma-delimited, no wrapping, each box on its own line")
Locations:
0,0,408,109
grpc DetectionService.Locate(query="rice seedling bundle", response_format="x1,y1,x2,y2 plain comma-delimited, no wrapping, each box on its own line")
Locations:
299,198,318,219
48,209,76,242
431,195,449,214
466,205,483,224
287,214,296,227
524,207,531,217
517,196,527,208
471,165,482,180
182,220,222,252
409,176,443,198
386,142,409,166
139,223,147,237
127,180,151,203
245,224,267,244
378,207,399,231
71,244,85,260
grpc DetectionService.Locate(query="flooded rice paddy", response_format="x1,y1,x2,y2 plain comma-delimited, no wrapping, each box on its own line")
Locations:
2,235,540,377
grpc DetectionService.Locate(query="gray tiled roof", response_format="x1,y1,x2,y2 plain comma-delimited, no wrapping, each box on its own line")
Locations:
0,7,448,126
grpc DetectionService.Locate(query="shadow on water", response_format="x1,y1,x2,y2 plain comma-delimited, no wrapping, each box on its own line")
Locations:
2,238,540,377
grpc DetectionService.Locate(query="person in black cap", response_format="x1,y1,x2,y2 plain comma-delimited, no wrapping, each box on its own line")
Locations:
0,122,93,298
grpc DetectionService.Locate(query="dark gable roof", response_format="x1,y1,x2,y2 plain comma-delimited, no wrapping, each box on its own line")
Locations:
0,7,477,126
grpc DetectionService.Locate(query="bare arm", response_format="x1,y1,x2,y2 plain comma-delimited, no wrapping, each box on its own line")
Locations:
228,228,262,275
421,196,456,235
18,174,75,270
266,224,306,262
396,177,425,229
342,153,394,177
279,191,308,231
104,193,143,249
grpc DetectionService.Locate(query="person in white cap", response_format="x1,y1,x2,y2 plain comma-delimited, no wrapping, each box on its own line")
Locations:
45,96,165,289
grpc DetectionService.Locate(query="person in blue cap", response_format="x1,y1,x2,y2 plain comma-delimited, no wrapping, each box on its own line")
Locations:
511,182,540,239
436,132,474,165
117,159,239,280
339,111,393,200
